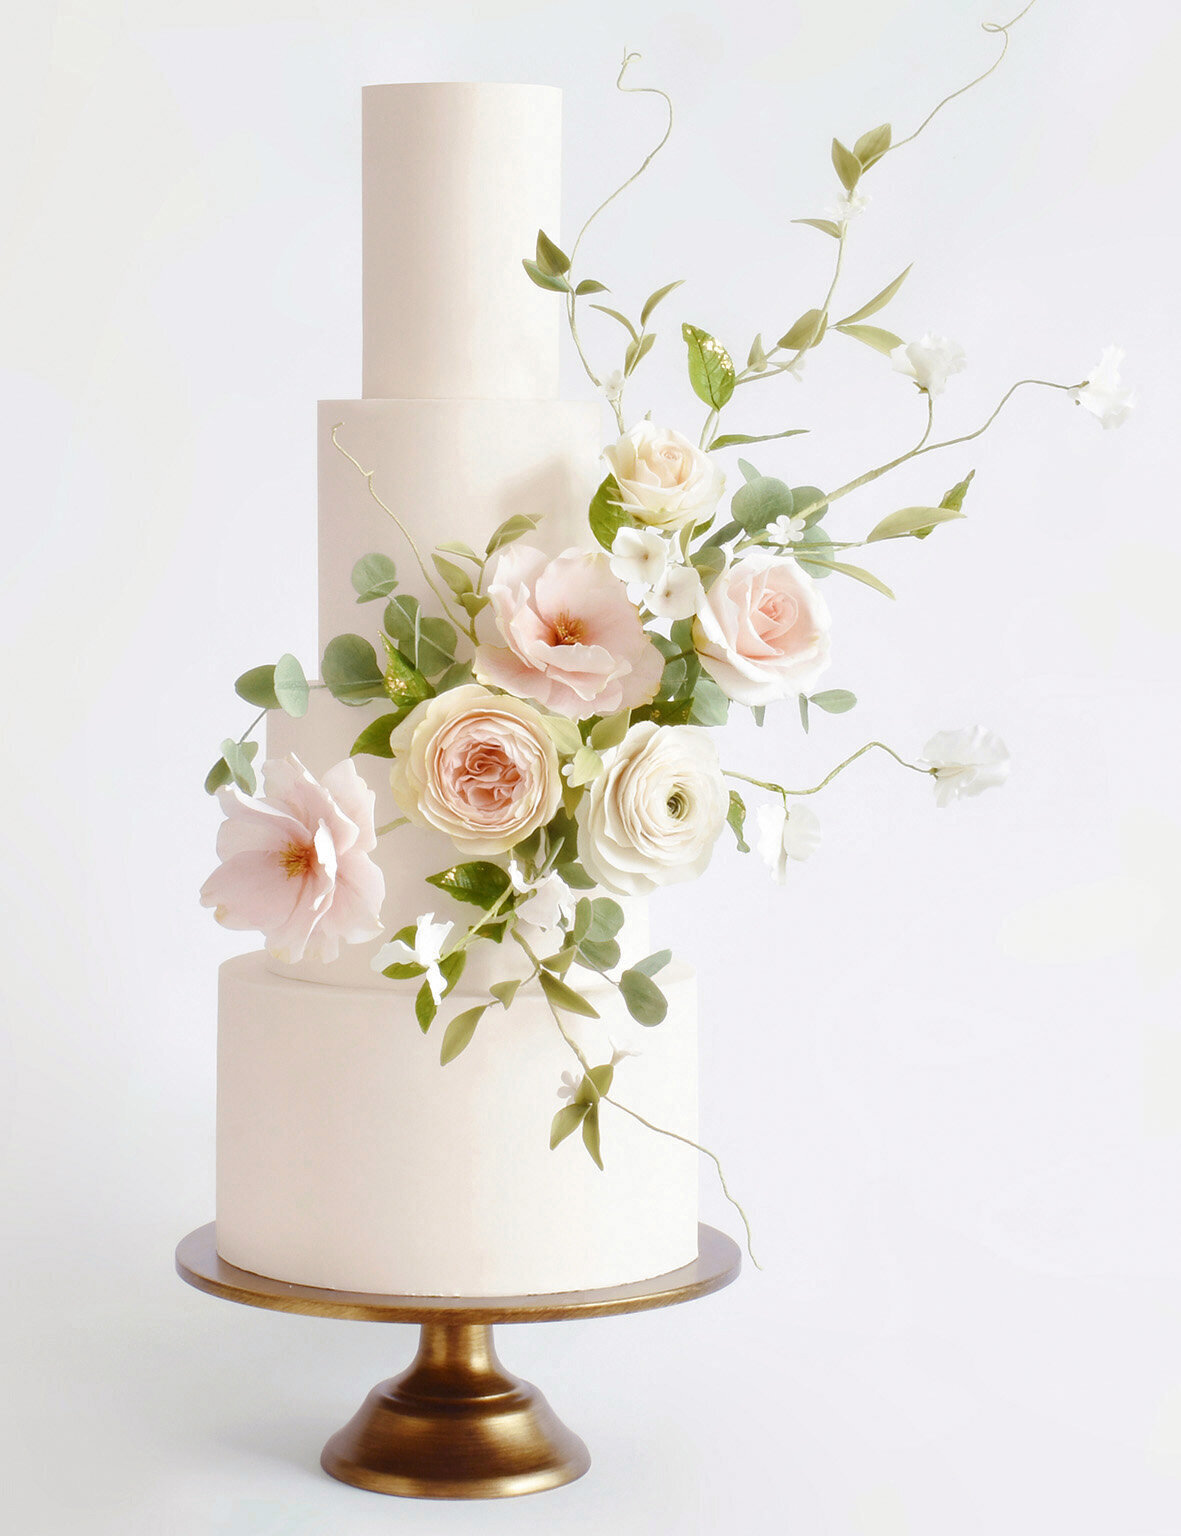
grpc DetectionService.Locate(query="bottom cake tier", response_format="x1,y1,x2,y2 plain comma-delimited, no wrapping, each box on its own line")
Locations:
216,952,700,1296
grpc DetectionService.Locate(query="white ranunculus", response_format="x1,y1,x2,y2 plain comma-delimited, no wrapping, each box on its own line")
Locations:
891,334,967,397
645,562,703,620
922,727,1011,808
609,525,669,590
576,722,728,896
755,801,822,884
603,421,725,532
1074,346,1135,429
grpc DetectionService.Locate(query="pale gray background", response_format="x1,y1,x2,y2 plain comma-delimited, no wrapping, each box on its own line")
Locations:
2,1,1178,1532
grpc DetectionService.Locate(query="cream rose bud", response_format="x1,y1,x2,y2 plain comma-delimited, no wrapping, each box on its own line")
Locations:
602,421,725,532
693,548,831,706
389,684,561,857
577,722,728,896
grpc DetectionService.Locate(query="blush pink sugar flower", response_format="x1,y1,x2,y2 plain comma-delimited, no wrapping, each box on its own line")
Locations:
200,755,385,964
693,548,832,705
475,544,663,720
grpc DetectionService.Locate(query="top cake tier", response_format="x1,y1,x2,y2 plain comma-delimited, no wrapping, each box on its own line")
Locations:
362,83,563,401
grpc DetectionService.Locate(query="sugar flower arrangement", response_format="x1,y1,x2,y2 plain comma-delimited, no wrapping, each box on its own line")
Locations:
200,5,1130,1213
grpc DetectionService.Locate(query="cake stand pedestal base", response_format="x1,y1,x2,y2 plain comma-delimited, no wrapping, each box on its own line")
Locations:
175,1222,739,1500
321,1320,589,1498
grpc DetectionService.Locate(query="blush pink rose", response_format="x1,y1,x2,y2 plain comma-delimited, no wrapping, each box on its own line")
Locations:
474,544,663,720
389,684,562,856
693,548,831,705
200,755,385,964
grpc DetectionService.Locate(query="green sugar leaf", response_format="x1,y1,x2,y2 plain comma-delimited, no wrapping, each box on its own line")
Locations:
619,968,668,1026
273,653,308,717
539,970,600,1019
351,552,398,602
682,323,736,409
234,665,279,711
322,634,386,705
426,861,512,910
439,1006,487,1065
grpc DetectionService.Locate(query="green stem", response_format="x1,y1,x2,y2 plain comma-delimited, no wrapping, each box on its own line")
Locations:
375,817,408,837
237,709,266,746
330,423,479,645
726,740,932,801
885,0,1040,158
731,226,847,396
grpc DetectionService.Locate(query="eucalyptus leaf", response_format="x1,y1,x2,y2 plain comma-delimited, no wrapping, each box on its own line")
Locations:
689,544,725,589
577,937,621,971
322,634,386,705
273,653,308,717
731,475,794,533
701,518,743,550
831,137,861,191
809,688,858,714
798,693,810,733
632,949,672,978
753,705,767,728
220,738,259,795
736,459,761,484
837,264,912,327
727,790,750,853
539,970,600,1019
435,659,475,692
619,968,668,1026
550,1101,590,1149
587,898,625,942
682,323,736,409
690,674,729,727
865,505,966,542
351,552,399,602
572,898,593,944
440,1005,487,1065
795,523,835,576
384,593,455,675
522,258,569,292
589,304,639,341
834,323,903,356
587,474,630,553
535,228,570,276
426,861,512,910
556,860,596,890
349,712,403,759
640,279,684,326
791,485,829,526
234,665,279,711
204,756,232,795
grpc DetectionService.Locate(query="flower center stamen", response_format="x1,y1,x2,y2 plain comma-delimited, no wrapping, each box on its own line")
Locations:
550,611,586,646
279,840,317,879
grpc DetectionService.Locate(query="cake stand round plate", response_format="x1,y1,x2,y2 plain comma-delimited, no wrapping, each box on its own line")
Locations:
175,1221,740,1500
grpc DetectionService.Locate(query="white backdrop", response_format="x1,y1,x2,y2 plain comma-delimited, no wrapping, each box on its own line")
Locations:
2,2,1178,1533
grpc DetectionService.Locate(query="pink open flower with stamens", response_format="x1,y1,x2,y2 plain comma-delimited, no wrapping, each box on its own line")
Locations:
474,544,663,720
199,755,385,964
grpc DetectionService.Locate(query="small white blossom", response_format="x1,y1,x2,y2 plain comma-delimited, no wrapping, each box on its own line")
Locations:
521,870,576,937
1073,346,1135,430
824,188,870,227
645,561,703,620
768,512,808,545
891,334,967,397
371,912,454,1002
610,525,670,592
609,1040,641,1066
557,1069,581,1103
922,727,1010,808
755,801,822,884
600,369,625,406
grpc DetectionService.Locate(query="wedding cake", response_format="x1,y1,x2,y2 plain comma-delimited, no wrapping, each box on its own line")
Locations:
213,84,701,1298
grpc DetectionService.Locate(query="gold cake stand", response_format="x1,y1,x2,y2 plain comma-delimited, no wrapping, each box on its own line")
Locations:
175,1221,740,1500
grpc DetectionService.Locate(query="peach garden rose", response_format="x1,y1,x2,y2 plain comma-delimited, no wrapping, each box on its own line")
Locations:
474,544,662,720
693,548,831,706
388,684,562,856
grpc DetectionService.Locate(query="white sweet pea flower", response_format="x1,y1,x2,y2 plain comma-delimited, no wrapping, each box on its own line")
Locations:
890,334,967,397
755,801,822,884
645,562,703,620
823,188,870,227
921,727,1011,808
372,912,454,1002
1073,346,1135,429
609,525,669,591
768,512,808,545
519,870,576,938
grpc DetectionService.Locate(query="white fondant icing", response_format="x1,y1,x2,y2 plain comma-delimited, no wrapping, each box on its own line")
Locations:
217,952,699,1295
362,84,562,401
